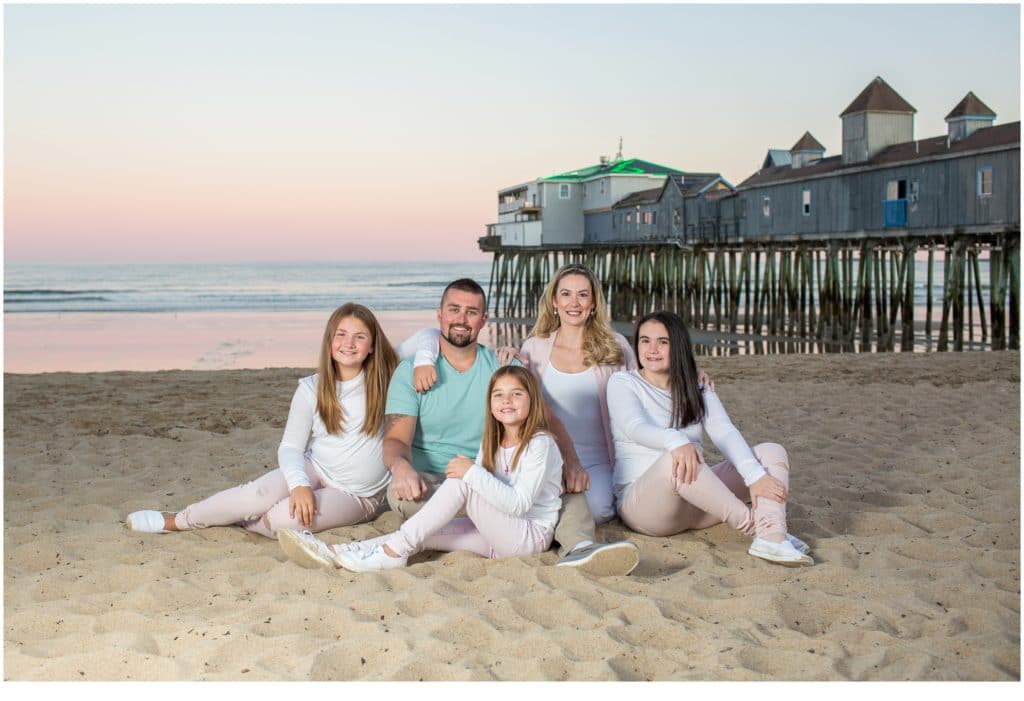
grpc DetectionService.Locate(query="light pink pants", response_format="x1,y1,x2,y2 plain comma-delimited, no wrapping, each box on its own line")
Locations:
175,460,386,538
617,442,791,539
385,478,554,559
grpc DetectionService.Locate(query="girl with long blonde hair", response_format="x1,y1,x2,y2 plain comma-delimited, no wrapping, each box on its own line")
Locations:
126,302,398,538
277,365,564,571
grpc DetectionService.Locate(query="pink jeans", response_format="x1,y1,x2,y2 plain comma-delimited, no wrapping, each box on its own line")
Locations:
175,460,386,538
617,442,791,539
385,478,554,559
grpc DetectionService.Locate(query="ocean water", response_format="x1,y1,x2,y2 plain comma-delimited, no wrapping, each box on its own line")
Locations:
3,261,494,314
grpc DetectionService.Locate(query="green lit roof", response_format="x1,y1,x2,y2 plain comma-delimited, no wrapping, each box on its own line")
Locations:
541,158,685,181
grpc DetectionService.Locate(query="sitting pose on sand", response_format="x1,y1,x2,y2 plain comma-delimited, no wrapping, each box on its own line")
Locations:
374,276,638,575
125,303,399,538
608,310,814,566
279,365,562,571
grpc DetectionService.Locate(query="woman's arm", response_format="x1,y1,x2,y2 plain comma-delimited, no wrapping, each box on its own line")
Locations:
606,374,691,453
701,390,767,485
459,436,558,516
393,327,442,392
276,381,319,525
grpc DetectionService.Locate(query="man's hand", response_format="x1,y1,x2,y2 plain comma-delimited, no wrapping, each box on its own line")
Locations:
748,474,787,509
446,455,474,479
288,486,317,527
670,443,704,484
413,365,437,393
390,459,429,501
562,460,590,493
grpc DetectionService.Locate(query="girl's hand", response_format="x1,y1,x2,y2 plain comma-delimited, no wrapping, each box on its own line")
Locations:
671,443,704,484
748,474,787,509
446,455,474,479
496,346,519,365
562,460,590,493
697,369,715,392
413,365,438,393
289,486,317,527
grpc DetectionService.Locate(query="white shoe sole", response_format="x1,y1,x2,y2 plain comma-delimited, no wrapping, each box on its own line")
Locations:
278,529,337,570
748,542,814,567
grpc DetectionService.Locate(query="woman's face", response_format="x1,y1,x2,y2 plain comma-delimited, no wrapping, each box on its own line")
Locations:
637,320,671,374
331,316,374,374
552,273,594,327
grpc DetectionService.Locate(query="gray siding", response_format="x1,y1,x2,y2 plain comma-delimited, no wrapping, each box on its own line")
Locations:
540,182,585,244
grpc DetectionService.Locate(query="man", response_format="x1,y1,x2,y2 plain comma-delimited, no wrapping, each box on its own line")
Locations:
382,278,639,575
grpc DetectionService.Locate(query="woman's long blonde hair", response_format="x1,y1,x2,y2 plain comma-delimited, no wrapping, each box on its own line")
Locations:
479,366,548,474
316,303,398,436
530,263,623,367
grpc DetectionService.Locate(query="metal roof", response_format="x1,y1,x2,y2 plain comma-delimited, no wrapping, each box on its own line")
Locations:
542,158,685,182
946,91,997,120
790,132,826,153
840,76,916,116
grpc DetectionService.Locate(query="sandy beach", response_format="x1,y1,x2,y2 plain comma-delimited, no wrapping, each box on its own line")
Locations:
3,351,1019,681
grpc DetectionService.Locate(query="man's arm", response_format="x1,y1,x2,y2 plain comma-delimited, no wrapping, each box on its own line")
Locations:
382,413,429,501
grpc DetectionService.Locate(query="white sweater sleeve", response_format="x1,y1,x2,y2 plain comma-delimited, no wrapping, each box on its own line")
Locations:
462,436,558,517
702,390,767,485
607,373,690,452
277,382,317,491
393,327,441,367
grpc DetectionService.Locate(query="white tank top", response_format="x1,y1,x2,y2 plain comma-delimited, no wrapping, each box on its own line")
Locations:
541,364,609,469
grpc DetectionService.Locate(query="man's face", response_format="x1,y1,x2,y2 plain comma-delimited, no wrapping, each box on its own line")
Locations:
437,288,487,348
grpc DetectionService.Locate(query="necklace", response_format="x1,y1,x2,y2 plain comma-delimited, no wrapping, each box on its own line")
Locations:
500,443,518,474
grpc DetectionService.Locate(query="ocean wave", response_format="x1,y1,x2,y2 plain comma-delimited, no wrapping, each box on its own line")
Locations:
5,289,130,296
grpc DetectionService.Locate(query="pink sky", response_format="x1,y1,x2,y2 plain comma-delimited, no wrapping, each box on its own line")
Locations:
4,3,1019,263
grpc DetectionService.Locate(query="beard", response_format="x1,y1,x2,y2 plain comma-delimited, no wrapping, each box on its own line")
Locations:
442,324,475,348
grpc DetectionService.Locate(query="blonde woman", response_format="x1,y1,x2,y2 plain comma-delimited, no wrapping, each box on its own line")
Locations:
126,303,398,537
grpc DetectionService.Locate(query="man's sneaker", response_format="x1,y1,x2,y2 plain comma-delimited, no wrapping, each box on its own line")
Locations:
786,533,811,555
748,537,814,567
278,529,339,570
336,545,408,573
556,541,639,576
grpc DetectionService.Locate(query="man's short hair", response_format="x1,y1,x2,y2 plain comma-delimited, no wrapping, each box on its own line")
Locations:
440,278,487,311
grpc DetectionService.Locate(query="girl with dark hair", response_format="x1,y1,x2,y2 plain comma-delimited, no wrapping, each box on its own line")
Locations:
607,311,813,566
278,365,563,571
126,303,399,537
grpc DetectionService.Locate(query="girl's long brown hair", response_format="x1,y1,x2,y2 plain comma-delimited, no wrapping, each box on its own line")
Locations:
530,262,623,367
316,303,398,436
479,366,548,474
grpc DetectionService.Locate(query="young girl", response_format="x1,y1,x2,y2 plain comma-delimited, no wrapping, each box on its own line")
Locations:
125,303,398,538
608,310,813,566
278,365,563,571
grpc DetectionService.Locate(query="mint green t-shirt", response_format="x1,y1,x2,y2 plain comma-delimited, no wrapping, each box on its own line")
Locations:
385,345,513,475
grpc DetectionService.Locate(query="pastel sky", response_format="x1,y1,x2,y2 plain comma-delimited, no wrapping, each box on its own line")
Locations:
4,2,1020,263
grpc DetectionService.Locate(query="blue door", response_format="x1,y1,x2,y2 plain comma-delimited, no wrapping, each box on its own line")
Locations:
884,179,908,227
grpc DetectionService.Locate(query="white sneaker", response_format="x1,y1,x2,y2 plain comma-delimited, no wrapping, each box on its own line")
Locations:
748,537,814,567
126,510,171,534
277,529,339,570
336,544,408,573
786,533,811,555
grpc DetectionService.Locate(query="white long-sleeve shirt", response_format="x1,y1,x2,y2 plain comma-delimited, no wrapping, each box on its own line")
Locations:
277,373,390,496
607,369,767,499
461,433,563,531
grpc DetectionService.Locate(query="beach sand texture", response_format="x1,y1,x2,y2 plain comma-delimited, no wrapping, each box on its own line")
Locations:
4,352,1020,680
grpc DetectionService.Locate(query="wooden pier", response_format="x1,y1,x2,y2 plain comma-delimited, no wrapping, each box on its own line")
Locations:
480,233,1020,352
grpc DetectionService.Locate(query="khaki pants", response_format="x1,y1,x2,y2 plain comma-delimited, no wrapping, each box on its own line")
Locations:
387,473,596,557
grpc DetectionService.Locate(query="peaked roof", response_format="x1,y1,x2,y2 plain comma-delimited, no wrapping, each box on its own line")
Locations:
946,91,996,120
542,158,684,182
613,187,663,208
840,76,916,117
763,149,792,169
737,122,1019,189
790,132,826,153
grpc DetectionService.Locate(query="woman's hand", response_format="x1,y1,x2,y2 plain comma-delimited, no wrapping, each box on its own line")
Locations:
496,346,519,365
671,443,704,484
289,486,317,527
413,365,438,393
562,459,591,493
697,369,715,392
446,455,474,479
748,474,787,509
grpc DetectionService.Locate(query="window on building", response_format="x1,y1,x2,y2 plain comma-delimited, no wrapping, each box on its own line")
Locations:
886,179,907,201
739,199,747,218
673,208,681,227
600,180,607,195
650,211,657,226
559,183,571,199
582,184,587,198
635,206,641,229
626,211,632,224
762,196,771,217
909,179,919,203
802,190,811,216
977,167,993,197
